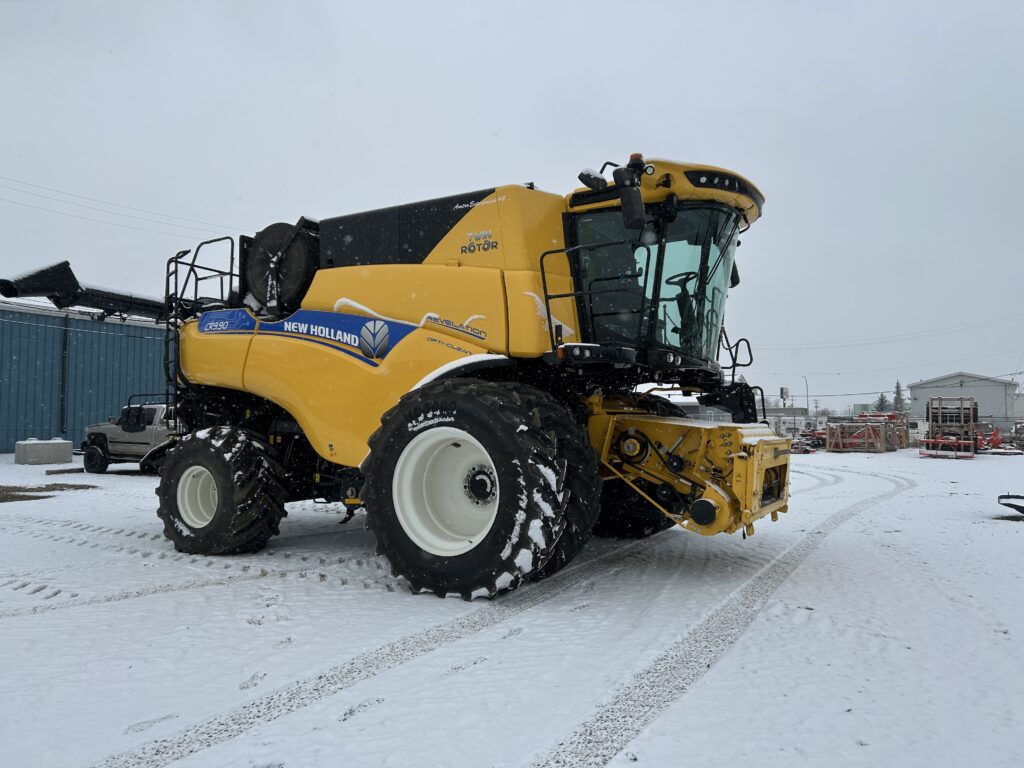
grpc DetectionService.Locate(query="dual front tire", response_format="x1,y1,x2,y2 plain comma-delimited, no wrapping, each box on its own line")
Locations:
363,379,600,599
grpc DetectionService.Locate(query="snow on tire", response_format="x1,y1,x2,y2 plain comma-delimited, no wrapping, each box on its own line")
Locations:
362,379,569,600
156,427,287,555
527,390,601,580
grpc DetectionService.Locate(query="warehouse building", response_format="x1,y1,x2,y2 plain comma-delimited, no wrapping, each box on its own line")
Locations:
908,371,1023,434
0,299,164,453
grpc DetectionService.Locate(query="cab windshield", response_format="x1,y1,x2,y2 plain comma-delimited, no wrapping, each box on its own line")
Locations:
574,204,740,362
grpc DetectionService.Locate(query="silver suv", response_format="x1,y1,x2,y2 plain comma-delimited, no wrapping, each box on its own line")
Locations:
82,402,178,474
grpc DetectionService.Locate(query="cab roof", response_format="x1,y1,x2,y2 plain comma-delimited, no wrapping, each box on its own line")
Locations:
566,158,764,226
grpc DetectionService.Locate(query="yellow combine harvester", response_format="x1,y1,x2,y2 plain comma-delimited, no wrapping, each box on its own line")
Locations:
1,154,790,599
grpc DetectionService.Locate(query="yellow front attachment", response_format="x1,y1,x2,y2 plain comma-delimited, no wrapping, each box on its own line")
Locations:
588,401,790,537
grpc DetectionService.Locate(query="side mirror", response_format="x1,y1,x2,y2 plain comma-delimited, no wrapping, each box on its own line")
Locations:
118,405,146,433
730,263,741,288
612,166,646,230
577,169,608,191
619,187,646,230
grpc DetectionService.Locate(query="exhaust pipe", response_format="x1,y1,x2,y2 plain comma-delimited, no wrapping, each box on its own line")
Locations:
0,261,166,321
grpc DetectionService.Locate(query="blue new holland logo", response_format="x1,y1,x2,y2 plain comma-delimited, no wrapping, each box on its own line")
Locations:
259,309,414,365
196,308,414,365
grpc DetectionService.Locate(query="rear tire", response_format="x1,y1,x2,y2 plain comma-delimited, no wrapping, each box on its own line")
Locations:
363,379,572,599
83,445,109,474
592,480,675,539
156,427,287,555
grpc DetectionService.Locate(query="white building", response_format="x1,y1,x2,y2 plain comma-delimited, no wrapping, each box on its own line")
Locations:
908,371,1022,433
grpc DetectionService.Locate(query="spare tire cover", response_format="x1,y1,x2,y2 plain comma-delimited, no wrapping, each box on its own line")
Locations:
245,222,317,314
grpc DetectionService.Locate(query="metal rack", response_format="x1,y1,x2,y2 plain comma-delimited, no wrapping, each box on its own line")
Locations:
162,237,237,403
920,396,977,459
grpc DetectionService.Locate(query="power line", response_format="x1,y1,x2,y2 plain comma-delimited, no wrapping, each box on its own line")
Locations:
802,369,1024,398
756,349,1018,377
0,173,247,232
0,315,162,338
0,197,203,239
0,183,223,237
1011,348,1024,381
758,312,1024,351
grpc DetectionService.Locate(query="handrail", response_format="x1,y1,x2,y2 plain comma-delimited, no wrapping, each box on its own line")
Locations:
163,236,238,407
539,240,652,350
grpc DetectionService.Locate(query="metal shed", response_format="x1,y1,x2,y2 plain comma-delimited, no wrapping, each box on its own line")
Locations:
908,371,1020,435
0,300,164,453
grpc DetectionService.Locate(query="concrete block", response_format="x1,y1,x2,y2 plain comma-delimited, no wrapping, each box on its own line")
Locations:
15,438,73,465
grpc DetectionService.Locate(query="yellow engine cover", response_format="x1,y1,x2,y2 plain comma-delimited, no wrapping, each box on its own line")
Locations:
179,307,500,467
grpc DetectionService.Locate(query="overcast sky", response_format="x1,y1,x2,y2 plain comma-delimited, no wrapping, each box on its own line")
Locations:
2,0,1022,411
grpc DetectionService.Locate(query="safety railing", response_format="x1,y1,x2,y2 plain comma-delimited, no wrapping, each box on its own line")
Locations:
538,240,653,350
163,236,237,397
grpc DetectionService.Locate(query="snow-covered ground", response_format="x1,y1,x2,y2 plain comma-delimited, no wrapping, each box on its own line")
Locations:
1,450,1021,767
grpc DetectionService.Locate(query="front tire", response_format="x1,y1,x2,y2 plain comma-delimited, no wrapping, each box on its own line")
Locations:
529,394,601,580
156,427,287,555
83,444,109,474
363,379,572,599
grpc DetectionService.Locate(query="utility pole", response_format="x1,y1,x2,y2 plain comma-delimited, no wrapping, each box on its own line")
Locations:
801,375,809,431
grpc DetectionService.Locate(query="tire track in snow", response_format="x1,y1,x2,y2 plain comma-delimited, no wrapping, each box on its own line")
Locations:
0,574,74,604
790,467,844,492
0,558,398,620
531,469,915,768
1,525,168,563
0,523,364,558
0,518,372,573
0,566,309,620
0,511,364,547
0,513,162,540
271,524,370,544
0,516,387,617
92,540,649,768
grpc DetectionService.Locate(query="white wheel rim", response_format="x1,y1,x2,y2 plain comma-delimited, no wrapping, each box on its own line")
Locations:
177,465,219,529
392,426,500,556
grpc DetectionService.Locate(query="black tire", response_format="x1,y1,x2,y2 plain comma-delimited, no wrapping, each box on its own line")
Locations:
529,391,601,581
592,479,675,539
635,392,688,418
156,427,287,555
83,444,109,474
362,379,573,599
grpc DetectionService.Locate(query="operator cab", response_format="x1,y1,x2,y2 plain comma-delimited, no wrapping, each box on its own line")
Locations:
542,155,759,392
573,202,740,367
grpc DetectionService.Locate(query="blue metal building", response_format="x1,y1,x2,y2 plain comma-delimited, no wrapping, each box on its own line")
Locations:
0,300,165,453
